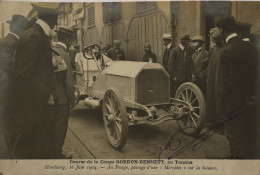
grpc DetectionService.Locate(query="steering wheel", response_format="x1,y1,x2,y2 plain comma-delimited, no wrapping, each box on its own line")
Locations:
83,44,101,59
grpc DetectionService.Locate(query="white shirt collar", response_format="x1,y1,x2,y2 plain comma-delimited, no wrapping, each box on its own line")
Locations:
196,47,202,52
242,38,250,42
36,19,51,36
56,42,67,50
179,43,184,50
167,43,172,49
226,33,237,44
9,32,19,40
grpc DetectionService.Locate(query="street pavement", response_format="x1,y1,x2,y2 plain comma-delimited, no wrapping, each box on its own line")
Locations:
63,101,230,159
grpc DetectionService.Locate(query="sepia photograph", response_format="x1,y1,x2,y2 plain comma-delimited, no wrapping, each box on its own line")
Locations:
0,0,259,174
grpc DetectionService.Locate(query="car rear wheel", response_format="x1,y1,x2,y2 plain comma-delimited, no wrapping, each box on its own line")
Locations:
102,87,128,150
175,82,206,137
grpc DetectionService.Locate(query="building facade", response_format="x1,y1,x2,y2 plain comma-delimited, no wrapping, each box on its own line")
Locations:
49,1,260,63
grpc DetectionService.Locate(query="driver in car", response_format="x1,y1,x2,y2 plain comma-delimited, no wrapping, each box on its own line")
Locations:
107,40,125,61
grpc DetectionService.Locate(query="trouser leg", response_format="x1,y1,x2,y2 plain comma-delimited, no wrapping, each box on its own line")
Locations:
54,104,70,158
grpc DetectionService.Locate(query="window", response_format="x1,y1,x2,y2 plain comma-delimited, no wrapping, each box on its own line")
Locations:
136,2,157,14
103,2,121,23
87,5,95,28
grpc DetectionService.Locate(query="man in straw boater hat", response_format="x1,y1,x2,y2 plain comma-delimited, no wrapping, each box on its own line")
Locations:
0,15,28,158
162,33,173,71
216,16,258,159
13,2,64,159
52,26,76,159
190,35,210,97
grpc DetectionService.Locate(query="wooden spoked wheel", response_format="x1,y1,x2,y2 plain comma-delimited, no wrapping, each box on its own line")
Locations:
175,82,206,137
102,87,128,150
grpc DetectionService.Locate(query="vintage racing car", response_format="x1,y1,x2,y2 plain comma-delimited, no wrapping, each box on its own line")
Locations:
74,44,206,150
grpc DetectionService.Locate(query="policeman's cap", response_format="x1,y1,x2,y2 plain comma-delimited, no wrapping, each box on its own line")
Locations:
55,26,74,37
32,2,64,15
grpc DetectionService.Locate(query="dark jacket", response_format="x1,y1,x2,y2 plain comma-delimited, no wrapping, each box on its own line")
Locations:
0,33,19,75
143,51,157,63
168,46,193,83
53,43,75,105
162,44,174,71
14,23,54,107
107,47,125,61
217,36,257,116
0,33,20,158
205,45,225,121
192,48,210,79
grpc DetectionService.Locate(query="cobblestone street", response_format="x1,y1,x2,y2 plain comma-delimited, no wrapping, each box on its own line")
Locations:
63,101,230,159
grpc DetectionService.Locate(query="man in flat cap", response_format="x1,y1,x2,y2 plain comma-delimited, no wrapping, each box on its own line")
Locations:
107,40,125,60
168,34,194,96
52,26,75,158
162,33,173,71
0,14,28,158
13,2,63,158
191,35,210,96
143,42,157,63
216,16,258,159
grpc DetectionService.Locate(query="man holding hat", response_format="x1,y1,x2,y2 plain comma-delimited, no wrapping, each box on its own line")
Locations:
107,40,125,61
162,33,173,71
13,2,63,158
191,35,209,96
168,34,194,96
0,14,28,158
52,26,76,159
216,16,258,159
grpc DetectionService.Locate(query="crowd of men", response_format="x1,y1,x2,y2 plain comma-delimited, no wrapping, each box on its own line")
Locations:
0,2,259,159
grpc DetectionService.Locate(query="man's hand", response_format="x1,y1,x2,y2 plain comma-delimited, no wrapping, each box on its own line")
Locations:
47,94,54,105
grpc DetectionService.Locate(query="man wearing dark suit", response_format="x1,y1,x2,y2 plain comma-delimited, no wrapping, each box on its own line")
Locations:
13,2,63,159
53,26,75,158
168,34,194,97
0,15,28,158
107,40,125,60
191,35,210,96
216,16,258,159
162,33,173,71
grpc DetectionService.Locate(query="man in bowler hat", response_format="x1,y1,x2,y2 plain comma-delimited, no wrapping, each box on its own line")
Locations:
216,16,258,159
0,15,28,158
13,2,63,158
168,34,194,96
